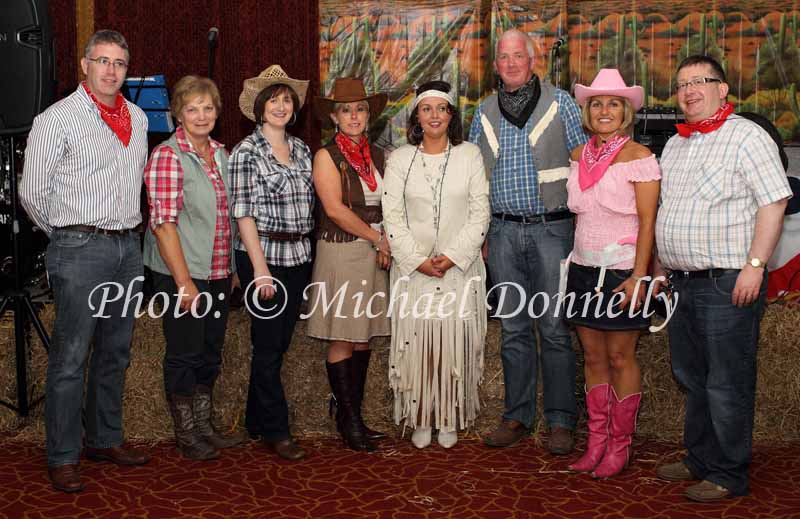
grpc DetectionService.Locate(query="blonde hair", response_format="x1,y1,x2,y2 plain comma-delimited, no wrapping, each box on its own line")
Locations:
581,96,635,136
171,75,222,119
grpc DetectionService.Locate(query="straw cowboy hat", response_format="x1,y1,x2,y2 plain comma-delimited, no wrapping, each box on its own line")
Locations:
238,65,309,122
314,77,388,123
574,68,644,111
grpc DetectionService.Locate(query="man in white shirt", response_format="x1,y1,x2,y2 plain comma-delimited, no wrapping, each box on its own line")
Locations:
20,29,151,493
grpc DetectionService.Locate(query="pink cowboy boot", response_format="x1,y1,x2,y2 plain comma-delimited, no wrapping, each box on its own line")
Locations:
592,387,641,478
568,383,610,472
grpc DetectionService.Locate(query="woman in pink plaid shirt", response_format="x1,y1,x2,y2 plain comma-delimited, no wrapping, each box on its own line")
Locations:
143,75,246,461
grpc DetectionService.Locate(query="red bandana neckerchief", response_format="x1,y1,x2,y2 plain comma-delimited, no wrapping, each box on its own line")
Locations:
579,134,630,191
83,82,132,147
335,132,376,192
675,102,734,138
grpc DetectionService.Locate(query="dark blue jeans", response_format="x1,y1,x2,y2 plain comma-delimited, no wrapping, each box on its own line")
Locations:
44,229,143,467
667,271,767,497
486,216,577,430
236,250,310,442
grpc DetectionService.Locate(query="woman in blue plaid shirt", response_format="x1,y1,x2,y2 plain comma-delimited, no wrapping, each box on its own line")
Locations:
229,65,314,461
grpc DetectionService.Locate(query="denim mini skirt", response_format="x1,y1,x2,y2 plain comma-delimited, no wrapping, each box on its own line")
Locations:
564,263,650,331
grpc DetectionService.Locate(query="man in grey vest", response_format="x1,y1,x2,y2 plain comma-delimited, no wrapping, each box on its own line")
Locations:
469,29,587,453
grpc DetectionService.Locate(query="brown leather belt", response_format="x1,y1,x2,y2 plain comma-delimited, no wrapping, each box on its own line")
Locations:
58,224,141,236
260,231,307,242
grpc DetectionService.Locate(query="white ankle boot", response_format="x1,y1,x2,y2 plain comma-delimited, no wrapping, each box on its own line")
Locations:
411,427,432,449
437,429,458,449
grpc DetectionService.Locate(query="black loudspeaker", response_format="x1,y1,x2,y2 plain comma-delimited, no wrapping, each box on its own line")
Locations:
634,107,683,158
0,0,54,135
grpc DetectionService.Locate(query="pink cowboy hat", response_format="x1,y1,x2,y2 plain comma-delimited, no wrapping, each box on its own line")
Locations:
574,68,644,110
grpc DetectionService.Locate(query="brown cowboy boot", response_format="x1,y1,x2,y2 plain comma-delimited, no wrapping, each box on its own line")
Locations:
193,385,248,449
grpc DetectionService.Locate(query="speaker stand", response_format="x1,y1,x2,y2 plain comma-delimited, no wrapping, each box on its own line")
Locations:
0,134,49,417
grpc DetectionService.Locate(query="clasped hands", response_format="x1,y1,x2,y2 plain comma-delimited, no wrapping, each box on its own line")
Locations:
417,255,455,278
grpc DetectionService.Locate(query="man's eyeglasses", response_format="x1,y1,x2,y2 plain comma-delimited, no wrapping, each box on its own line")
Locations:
674,77,722,93
86,56,128,70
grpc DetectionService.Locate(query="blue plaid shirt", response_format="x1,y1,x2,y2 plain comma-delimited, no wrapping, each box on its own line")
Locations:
468,88,587,216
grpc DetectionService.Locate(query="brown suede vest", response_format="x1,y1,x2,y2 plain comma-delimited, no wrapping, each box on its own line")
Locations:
315,142,386,242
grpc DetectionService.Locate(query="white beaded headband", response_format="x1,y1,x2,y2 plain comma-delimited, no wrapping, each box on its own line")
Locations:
413,89,454,109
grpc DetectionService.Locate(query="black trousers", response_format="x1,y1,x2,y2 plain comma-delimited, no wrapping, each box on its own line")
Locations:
151,271,231,397
235,250,310,442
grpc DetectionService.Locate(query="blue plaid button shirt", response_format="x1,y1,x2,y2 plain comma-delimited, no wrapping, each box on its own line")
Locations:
469,88,587,215
229,127,314,267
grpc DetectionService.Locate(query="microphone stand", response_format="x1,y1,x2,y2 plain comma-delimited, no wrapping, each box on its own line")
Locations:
208,30,218,79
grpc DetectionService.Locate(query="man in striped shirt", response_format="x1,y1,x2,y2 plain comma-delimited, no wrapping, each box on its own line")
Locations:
20,30,151,494
469,29,587,454
654,55,792,502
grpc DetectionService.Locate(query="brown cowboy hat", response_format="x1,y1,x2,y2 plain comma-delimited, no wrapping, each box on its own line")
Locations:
238,65,309,122
314,77,388,122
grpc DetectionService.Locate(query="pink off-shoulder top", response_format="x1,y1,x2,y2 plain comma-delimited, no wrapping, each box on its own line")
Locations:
566,155,661,270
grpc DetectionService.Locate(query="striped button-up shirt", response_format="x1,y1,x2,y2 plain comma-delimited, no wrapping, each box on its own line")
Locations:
20,84,148,235
468,88,586,215
656,115,792,270
229,127,314,267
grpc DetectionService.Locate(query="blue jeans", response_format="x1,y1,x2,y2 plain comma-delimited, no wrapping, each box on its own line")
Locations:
44,229,143,467
667,271,767,497
486,216,577,430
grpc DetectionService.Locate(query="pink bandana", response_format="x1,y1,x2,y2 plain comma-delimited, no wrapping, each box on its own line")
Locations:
579,134,630,191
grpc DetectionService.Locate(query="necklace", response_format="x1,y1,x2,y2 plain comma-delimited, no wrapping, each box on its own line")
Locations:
402,143,452,257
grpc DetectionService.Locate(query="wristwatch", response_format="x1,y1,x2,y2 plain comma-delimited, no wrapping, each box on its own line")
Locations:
748,257,765,268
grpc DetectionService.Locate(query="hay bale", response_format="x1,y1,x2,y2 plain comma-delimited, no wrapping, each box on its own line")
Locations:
1,303,799,443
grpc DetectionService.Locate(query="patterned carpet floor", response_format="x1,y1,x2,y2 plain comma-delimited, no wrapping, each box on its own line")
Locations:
1,436,799,519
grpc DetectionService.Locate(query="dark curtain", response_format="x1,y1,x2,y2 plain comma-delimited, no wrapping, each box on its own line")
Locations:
49,0,78,100
94,0,321,151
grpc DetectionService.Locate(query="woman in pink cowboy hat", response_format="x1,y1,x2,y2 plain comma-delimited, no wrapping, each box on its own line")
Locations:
563,69,661,478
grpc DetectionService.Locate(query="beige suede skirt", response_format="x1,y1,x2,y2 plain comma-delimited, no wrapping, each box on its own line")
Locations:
304,239,391,342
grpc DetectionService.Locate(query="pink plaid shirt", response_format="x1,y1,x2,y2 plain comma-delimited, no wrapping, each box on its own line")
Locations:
144,127,232,280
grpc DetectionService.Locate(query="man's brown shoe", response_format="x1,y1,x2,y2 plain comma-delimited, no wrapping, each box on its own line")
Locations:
656,461,699,482
685,480,731,502
547,426,575,455
85,445,151,466
48,464,84,493
265,438,306,461
483,420,530,448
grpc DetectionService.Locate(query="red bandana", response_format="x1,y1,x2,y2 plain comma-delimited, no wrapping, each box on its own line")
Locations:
83,82,132,147
675,102,734,138
579,134,630,191
335,132,376,192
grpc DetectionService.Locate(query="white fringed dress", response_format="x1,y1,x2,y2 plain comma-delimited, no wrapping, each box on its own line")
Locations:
382,141,490,431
